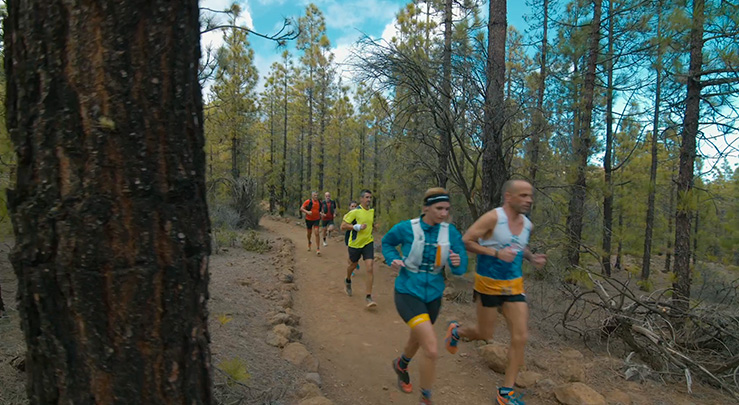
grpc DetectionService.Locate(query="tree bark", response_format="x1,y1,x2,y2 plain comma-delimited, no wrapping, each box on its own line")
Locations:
5,1,212,403
438,0,453,188
280,58,289,215
480,0,509,212
566,0,602,268
665,174,675,273
529,0,549,186
642,1,663,281
269,98,277,213
602,0,615,277
673,0,704,312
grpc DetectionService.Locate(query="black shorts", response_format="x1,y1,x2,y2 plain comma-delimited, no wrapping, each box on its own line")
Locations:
321,218,334,227
305,219,320,229
348,242,374,262
473,291,526,308
395,291,442,328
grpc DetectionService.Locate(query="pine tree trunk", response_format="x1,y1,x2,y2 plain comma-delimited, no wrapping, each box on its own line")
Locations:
529,0,548,186
615,209,624,270
602,0,615,277
566,0,602,268
269,99,277,213
4,1,212,403
280,70,288,215
480,0,509,212
642,1,663,281
664,176,675,273
438,0,453,188
673,0,704,313
318,74,326,191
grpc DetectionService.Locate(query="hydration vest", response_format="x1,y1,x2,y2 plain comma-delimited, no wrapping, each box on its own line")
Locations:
403,218,450,274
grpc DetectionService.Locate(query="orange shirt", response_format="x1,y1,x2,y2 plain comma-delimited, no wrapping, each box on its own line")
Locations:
302,199,321,221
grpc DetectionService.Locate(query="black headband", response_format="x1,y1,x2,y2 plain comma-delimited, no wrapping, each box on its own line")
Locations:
424,193,450,206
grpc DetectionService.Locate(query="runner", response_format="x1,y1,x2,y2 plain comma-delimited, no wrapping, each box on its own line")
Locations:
320,191,338,246
382,187,468,405
444,180,547,405
300,191,322,255
344,201,360,274
340,190,377,307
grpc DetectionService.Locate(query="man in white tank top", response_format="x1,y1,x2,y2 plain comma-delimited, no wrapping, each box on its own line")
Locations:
444,180,547,405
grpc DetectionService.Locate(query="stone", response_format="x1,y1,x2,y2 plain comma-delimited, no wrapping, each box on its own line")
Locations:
515,371,543,388
443,286,456,300
298,396,333,405
532,357,550,371
560,359,586,382
280,293,294,309
298,382,322,399
305,372,321,387
479,344,508,374
561,348,585,360
273,324,302,341
282,342,319,372
604,389,631,405
554,382,606,405
279,272,294,283
265,332,289,348
268,312,300,326
536,378,557,392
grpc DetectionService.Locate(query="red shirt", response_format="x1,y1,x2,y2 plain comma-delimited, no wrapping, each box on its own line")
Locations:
302,199,321,221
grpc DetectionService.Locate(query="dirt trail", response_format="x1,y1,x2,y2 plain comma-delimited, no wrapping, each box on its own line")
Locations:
263,218,555,405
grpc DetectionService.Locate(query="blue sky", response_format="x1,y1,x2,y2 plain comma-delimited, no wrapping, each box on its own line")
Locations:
201,0,532,87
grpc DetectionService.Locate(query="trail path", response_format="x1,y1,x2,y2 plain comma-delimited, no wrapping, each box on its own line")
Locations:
263,218,555,405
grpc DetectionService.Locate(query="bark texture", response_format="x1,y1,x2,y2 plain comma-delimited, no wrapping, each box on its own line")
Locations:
5,1,212,403
480,0,509,211
565,0,602,268
673,0,704,312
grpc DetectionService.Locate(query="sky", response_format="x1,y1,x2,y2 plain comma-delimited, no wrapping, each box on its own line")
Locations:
199,0,737,175
200,0,532,89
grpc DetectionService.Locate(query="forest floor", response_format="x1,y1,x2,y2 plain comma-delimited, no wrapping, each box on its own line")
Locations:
0,216,734,404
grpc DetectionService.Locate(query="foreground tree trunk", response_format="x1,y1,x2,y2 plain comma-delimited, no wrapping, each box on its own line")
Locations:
480,0,509,211
438,0,453,188
673,0,704,313
565,0,602,268
642,1,664,282
5,1,212,403
601,0,615,277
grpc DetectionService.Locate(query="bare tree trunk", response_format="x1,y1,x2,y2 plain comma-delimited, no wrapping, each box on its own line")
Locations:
438,0,453,188
664,175,675,273
231,134,240,179
269,98,277,213
480,0,509,212
373,125,380,214
307,86,314,190
615,209,624,270
693,199,699,266
280,65,289,215
602,0,615,277
299,128,305,217
642,1,663,281
566,0,602,268
5,1,212,402
318,72,326,191
673,0,704,312
529,0,548,186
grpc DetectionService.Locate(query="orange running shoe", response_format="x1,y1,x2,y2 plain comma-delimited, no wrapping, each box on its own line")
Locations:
444,321,460,354
391,358,412,393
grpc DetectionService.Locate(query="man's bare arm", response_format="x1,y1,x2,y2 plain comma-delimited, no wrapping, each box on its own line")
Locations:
462,210,498,257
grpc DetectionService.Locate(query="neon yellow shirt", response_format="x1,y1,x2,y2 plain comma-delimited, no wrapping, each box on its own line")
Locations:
343,206,374,248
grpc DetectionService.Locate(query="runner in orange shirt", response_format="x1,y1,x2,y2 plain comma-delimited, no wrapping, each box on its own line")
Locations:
300,191,322,255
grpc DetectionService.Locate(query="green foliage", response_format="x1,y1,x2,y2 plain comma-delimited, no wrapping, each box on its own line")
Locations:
218,358,250,385
637,278,654,292
241,231,271,253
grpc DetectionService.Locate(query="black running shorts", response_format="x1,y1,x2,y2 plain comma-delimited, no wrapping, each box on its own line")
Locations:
321,218,334,227
348,242,374,262
305,219,320,229
394,291,442,328
473,291,526,307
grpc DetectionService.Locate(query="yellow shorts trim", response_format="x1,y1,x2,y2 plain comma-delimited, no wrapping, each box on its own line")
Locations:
407,313,431,328
474,274,524,295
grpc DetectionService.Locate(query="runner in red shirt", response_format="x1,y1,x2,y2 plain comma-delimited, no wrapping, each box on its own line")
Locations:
320,191,338,246
300,191,322,255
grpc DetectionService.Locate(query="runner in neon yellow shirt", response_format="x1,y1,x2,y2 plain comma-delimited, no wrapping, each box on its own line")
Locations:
340,189,377,308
